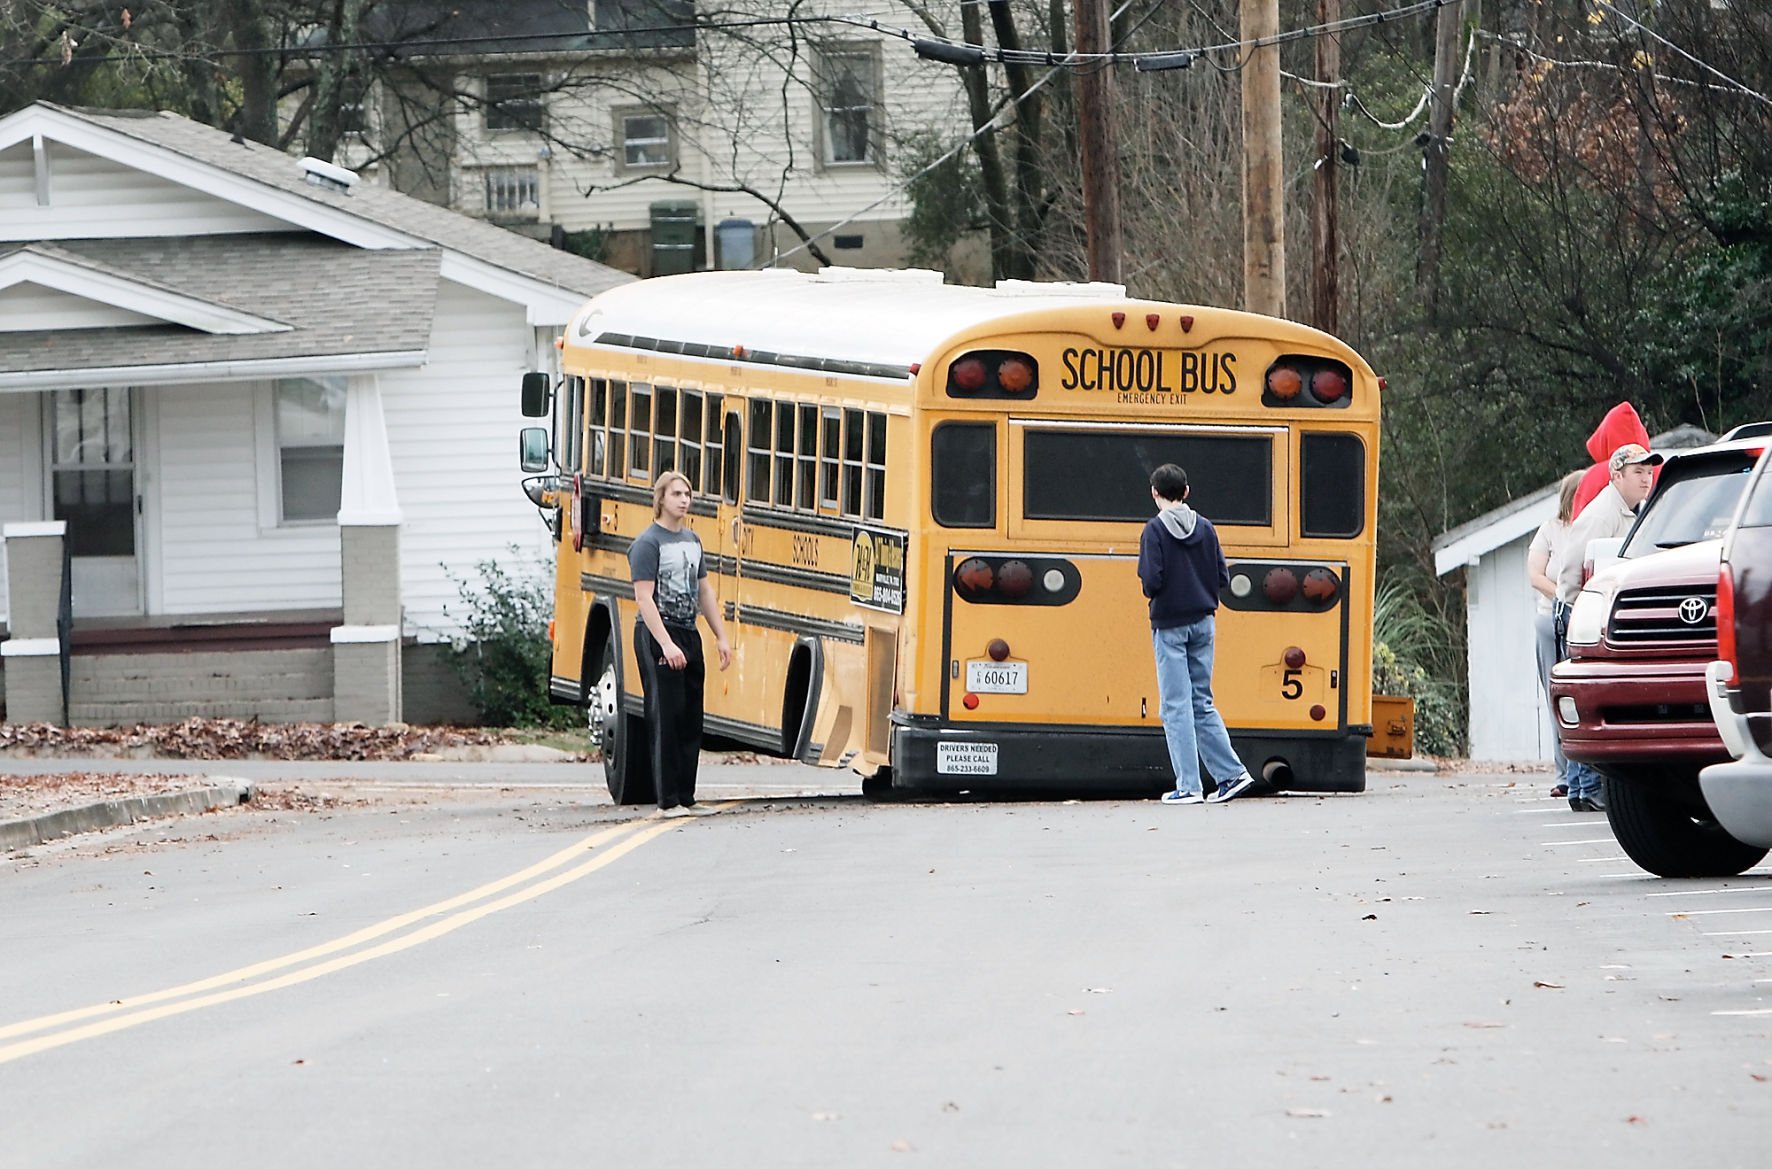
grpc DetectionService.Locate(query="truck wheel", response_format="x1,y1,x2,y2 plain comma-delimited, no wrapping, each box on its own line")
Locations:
1605,772,1769,878
596,642,655,806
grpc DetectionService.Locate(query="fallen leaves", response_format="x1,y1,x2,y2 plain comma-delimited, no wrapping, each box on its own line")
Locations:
0,718,511,761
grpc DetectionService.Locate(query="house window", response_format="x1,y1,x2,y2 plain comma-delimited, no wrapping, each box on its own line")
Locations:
485,73,545,132
484,167,540,217
817,48,880,166
616,109,674,171
276,376,346,523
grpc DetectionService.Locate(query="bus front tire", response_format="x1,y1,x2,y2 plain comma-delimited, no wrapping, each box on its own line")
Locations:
596,643,655,806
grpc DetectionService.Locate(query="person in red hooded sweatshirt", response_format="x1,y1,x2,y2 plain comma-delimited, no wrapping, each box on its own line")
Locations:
1571,402,1653,518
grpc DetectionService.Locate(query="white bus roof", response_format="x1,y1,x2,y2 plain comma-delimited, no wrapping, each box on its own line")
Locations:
568,268,1151,372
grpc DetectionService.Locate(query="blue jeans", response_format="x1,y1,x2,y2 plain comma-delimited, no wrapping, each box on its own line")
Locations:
1153,616,1247,796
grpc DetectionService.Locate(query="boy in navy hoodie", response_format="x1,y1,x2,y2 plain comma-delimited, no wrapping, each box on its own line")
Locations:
1138,464,1256,805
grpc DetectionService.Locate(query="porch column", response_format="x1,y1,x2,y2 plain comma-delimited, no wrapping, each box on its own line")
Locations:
3,522,68,725
332,377,404,725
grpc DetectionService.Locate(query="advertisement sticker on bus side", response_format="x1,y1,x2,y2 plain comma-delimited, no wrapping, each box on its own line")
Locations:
851,529,907,613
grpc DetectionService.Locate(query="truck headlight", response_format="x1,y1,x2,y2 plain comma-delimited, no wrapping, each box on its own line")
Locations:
1565,587,1610,647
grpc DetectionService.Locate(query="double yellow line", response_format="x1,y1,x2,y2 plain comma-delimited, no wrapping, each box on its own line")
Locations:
0,814,688,1065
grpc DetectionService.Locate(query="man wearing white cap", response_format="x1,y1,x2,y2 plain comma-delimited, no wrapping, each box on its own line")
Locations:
1551,441,1663,811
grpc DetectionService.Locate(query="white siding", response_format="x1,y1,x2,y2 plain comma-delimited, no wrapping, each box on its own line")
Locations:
0,283,160,331
0,391,44,626
154,382,342,613
381,281,554,641
0,140,289,239
1462,537,1557,763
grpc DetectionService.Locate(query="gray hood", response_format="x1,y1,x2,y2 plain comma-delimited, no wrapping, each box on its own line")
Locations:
1157,503,1199,540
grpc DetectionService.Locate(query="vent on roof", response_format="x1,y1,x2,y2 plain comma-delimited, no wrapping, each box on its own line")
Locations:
298,156,359,193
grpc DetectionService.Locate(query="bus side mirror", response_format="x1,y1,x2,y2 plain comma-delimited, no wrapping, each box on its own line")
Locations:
519,427,550,473
520,372,551,418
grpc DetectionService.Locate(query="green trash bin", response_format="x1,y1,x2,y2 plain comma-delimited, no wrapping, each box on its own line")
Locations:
649,200,700,276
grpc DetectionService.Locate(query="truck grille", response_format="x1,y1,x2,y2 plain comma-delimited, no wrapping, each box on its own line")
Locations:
1608,584,1716,646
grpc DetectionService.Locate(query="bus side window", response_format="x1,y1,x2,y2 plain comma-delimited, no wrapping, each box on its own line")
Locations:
931,422,995,528
797,403,818,510
705,393,724,494
819,407,841,513
588,378,608,477
630,383,653,482
609,381,628,478
723,410,742,504
656,384,678,476
681,390,702,489
747,398,771,503
773,401,795,506
865,411,887,521
842,407,864,516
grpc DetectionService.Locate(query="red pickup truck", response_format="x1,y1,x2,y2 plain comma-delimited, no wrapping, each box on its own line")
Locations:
1550,431,1771,877
1702,447,1772,861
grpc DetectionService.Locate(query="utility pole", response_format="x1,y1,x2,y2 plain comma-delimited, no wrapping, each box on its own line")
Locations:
1073,0,1122,283
1241,0,1285,318
1310,0,1340,336
1418,0,1462,324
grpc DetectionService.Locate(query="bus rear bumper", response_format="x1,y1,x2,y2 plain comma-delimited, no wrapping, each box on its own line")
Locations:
887,720,1367,796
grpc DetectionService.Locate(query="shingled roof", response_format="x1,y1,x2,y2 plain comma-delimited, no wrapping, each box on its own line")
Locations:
1,236,442,382
40,102,631,301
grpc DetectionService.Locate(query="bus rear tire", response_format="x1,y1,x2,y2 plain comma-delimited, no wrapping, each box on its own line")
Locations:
596,642,655,806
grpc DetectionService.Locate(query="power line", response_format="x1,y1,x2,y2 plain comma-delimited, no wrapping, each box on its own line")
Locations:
1590,0,1772,110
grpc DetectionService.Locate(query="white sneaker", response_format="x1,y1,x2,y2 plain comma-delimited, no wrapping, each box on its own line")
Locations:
1159,789,1205,805
1206,773,1257,804
661,805,695,818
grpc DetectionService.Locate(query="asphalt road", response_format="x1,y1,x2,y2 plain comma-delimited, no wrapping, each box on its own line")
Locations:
2,768,1768,1168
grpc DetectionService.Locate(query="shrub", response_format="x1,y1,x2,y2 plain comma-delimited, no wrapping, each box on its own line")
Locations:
442,550,578,729
1372,578,1465,758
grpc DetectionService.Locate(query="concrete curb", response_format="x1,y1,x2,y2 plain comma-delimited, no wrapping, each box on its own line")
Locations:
0,781,256,852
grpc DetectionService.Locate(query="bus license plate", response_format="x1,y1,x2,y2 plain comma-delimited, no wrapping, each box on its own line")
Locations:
937,742,999,775
966,661,1027,694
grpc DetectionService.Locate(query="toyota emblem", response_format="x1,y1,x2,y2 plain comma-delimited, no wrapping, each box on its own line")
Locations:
1678,596,1709,626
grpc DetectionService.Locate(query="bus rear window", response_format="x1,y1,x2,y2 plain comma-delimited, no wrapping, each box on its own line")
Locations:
1300,432,1365,537
1022,429,1272,525
932,422,996,528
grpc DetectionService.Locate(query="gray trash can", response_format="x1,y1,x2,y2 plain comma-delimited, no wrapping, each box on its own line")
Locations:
715,218,757,270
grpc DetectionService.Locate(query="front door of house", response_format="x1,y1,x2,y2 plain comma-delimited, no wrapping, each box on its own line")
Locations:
47,387,142,617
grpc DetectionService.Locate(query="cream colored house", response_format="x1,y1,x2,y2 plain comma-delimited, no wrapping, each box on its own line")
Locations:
327,0,975,276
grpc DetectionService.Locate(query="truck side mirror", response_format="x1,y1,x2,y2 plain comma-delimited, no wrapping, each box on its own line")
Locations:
520,371,551,418
519,427,550,473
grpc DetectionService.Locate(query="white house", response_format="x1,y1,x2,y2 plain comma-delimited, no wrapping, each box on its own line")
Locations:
1431,424,1713,762
0,101,631,725
324,0,976,277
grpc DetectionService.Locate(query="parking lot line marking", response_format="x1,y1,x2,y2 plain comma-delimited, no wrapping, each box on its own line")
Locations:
1711,1008,1772,1016
1706,928,1772,936
0,817,666,1055
1664,907,1772,916
1542,839,1617,846
1648,886,1772,897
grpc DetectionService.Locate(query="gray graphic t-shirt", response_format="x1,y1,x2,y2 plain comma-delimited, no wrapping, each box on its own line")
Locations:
628,523,706,627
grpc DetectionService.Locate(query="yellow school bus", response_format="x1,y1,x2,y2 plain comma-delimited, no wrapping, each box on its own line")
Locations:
518,268,1382,801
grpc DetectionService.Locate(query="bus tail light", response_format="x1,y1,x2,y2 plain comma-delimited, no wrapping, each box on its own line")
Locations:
1283,646,1306,669
1263,356,1354,409
952,555,1079,605
1223,562,1345,612
945,351,1041,400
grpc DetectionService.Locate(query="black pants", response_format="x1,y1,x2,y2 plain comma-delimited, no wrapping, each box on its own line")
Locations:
634,622,705,809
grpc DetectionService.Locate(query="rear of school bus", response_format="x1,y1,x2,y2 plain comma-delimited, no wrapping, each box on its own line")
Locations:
878,299,1381,796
